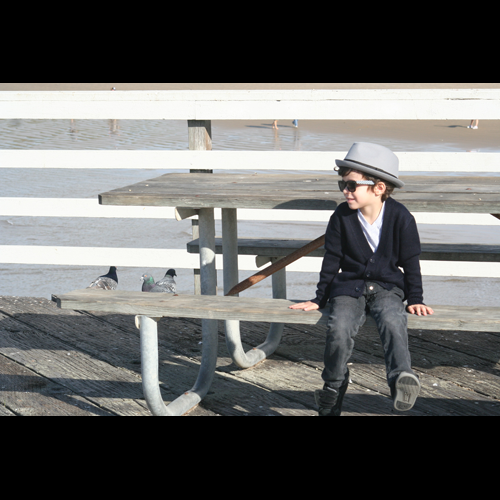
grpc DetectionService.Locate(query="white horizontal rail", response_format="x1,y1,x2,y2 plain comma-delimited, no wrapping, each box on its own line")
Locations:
0,245,277,271
1,198,499,225
6,89,500,101
2,150,500,172
2,90,499,279
2,89,500,120
0,198,176,219
0,246,197,268
1,245,499,277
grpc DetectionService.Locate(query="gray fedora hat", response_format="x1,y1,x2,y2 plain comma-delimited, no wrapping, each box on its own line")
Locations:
335,142,404,188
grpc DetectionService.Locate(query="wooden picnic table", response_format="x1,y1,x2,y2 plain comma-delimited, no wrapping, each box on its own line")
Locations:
95,172,500,415
99,173,500,213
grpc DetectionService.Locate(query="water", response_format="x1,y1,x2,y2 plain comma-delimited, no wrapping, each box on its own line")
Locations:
1,118,499,305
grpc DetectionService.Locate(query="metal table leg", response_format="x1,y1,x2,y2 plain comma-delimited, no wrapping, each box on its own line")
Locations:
136,207,219,416
222,208,286,369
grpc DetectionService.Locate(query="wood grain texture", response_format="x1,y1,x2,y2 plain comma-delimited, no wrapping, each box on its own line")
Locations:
52,289,500,332
98,173,500,213
187,238,500,262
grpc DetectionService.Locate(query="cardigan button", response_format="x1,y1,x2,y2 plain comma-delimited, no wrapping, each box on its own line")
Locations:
355,287,360,292
369,258,375,263
366,272,371,277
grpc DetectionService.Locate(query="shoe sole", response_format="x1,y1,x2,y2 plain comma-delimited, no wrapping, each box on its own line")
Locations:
394,372,420,411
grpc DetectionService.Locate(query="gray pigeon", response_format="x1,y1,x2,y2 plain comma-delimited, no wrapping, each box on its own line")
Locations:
141,274,157,292
141,269,177,293
154,269,177,293
88,266,118,290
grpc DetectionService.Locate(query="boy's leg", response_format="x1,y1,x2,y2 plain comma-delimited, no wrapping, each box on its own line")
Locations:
316,295,366,416
366,283,420,410
322,295,366,388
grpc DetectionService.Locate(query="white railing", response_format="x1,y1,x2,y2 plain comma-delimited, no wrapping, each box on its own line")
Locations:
1,89,500,278
3,89,500,119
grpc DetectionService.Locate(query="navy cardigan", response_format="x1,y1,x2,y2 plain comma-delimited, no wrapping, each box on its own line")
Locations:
311,197,424,309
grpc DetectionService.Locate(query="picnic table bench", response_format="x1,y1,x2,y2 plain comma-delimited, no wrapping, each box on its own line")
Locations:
52,289,500,416
187,237,500,265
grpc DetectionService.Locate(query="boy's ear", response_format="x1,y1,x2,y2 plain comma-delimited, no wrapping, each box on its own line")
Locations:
374,181,387,195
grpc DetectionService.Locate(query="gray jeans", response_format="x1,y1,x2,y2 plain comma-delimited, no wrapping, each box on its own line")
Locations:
322,282,414,389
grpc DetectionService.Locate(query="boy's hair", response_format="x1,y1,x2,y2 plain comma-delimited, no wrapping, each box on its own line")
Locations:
336,167,395,202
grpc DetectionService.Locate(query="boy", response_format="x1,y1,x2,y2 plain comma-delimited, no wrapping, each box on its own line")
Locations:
290,142,433,416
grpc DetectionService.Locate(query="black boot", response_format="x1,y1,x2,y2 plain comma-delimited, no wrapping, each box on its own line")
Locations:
315,369,349,416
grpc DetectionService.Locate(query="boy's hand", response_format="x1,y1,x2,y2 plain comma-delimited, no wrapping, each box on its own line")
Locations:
407,304,434,316
289,301,320,311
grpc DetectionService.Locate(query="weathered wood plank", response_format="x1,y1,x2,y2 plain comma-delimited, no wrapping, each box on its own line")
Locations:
52,289,500,333
419,244,500,262
98,173,500,213
0,404,15,415
0,309,151,416
187,238,500,262
0,352,113,416
53,289,330,324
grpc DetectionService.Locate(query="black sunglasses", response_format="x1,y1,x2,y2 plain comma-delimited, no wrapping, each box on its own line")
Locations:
338,180,375,193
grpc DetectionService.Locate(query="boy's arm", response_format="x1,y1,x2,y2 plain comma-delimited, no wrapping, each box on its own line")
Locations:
399,216,426,307
309,213,343,309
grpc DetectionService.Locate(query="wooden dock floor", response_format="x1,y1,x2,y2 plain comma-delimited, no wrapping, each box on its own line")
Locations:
1,295,499,416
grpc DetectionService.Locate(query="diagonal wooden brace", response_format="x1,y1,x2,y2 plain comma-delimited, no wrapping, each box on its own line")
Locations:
225,234,325,296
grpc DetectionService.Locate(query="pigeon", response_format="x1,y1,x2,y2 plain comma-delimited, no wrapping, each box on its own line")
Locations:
87,266,118,290
141,269,177,293
154,269,177,293
141,274,157,292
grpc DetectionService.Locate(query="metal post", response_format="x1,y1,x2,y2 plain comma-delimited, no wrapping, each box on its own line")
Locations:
191,207,219,395
138,315,172,416
137,208,218,414
222,208,239,296
136,309,218,416
222,205,287,368
137,315,201,416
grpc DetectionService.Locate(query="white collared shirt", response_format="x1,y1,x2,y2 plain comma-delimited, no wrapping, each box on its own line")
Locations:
357,202,386,252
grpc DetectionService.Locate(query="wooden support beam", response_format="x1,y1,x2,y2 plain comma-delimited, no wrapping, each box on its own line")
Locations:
225,234,326,296
188,120,212,295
